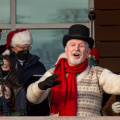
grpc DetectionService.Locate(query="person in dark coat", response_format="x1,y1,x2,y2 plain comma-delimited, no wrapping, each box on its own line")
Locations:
0,55,27,115
0,44,6,55
2,30,49,116
0,81,21,116
10,51,46,90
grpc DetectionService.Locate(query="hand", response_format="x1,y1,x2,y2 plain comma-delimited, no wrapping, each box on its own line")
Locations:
112,102,120,114
38,74,61,90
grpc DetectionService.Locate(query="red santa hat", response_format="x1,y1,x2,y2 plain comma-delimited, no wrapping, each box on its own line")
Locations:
89,47,100,63
2,29,33,55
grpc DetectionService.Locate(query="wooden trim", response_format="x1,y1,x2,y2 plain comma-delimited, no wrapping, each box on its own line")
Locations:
95,26,120,41
95,0,120,9
95,42,120,57
95,11,120,25
99,58,120,73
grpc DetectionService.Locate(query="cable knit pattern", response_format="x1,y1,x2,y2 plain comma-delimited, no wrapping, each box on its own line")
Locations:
27,66,120,116
76,66,104,116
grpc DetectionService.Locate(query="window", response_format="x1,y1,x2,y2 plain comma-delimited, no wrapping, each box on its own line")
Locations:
0,0,10,24
0,0,94,70
16,0,89,24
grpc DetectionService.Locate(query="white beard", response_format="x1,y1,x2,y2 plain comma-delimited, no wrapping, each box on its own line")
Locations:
69,51,82,65
70,57,82,65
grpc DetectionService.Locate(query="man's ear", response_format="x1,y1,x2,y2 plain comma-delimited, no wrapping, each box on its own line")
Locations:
65,46,67,54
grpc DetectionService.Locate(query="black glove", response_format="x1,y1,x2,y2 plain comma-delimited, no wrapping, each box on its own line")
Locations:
38,74,61,90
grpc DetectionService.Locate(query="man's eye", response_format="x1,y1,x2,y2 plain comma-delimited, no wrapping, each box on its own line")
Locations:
71,44,75,46
80,45,84,47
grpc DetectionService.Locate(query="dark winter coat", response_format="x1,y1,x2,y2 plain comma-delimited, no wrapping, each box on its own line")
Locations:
14,87,27,115
10,51,49,116
10,51,46,90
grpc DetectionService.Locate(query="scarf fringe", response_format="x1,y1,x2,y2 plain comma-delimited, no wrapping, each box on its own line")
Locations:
50,104,66,116
49,105,59,114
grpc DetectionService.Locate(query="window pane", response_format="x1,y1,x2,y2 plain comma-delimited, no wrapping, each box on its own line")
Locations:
16,0,89,24
0,30,10,44
0,29,66,70
0,0,10,24
29,29,67,70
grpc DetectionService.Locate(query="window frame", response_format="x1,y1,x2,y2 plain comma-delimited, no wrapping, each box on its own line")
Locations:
0,0,94,36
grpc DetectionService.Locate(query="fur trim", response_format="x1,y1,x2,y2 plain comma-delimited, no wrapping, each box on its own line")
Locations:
2,49,10,55
55,52,67,65
11,30,33,47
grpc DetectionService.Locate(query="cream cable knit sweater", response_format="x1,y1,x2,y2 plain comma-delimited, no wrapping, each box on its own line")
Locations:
27,64,120,116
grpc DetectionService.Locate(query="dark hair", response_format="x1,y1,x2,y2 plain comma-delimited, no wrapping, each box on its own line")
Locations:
0,81,15,113
0,55,24,89
1,55,14,70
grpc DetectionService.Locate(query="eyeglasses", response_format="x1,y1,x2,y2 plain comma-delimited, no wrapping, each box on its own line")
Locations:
18,46,32,50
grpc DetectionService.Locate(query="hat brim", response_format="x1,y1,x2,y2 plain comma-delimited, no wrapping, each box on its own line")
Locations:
63,35,94,49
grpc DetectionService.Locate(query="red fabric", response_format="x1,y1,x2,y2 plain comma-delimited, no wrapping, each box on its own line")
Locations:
0,111,3,116
6,29,26,50
50,58,88,116
90,47,99,63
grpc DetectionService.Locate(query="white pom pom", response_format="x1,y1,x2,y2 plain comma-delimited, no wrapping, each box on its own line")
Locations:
2,50,10,55
55,52,67,65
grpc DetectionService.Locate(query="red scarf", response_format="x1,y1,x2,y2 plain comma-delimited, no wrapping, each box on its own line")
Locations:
50,58,88,116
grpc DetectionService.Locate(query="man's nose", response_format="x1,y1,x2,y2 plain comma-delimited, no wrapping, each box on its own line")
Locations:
75,45,79,51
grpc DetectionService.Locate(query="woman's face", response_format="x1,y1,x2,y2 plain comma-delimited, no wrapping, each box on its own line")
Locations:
1,59,10,71
0,85,11,99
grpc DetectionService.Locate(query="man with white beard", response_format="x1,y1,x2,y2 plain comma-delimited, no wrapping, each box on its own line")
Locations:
27,24,120,116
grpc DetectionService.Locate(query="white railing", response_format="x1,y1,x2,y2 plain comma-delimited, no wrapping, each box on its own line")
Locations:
0,116,120,120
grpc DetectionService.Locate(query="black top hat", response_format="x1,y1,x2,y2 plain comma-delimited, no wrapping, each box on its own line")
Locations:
63,24,94,49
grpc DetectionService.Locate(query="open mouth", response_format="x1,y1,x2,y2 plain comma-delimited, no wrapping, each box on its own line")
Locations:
73,53,80,56
72,52,81,58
